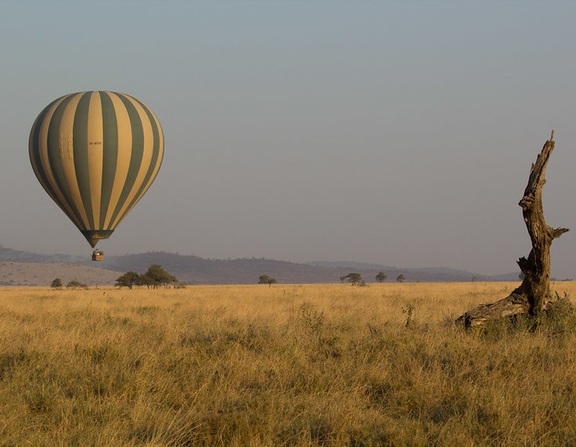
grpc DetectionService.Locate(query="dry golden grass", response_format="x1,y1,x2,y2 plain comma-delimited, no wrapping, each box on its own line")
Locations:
0,282,576,446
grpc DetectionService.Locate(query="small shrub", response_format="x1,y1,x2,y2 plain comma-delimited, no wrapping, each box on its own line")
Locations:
402,302,416,327
298,302,325,336
66,280,87,289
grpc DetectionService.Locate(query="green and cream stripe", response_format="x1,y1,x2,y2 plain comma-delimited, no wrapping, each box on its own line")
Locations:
29,91,164,247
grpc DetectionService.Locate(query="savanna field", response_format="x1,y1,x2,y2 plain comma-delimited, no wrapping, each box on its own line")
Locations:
1,282,576,446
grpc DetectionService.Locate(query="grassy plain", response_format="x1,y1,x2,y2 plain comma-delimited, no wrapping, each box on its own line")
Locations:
0,282,576,446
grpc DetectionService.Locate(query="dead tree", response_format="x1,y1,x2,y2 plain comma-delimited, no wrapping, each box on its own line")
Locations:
456,131,569,328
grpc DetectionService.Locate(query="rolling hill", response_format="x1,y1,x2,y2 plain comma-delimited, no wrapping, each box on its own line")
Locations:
0,244,520,286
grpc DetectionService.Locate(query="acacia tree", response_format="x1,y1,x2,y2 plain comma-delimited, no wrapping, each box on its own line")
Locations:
115,271,141,289
456,132,570,328
341,273,365,286
375,272,387,283
141,264,177,289
258,274,277,286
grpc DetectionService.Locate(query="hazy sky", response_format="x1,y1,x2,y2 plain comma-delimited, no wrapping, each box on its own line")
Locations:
2,1,576,278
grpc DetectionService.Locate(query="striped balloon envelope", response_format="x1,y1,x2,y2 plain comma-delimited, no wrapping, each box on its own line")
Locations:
29,91,164,248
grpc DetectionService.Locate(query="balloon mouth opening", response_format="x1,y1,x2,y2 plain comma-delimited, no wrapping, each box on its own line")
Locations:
81,230,114,248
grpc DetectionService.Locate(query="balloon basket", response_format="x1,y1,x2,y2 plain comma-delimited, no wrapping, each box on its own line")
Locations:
92,250,104,262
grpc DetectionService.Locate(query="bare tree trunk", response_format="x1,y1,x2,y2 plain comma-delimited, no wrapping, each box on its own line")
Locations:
456,132,569,328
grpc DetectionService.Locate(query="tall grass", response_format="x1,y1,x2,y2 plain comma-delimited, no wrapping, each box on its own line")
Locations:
0,282,575,446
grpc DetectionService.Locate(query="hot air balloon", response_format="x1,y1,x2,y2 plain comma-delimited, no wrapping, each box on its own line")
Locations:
29,91,164,260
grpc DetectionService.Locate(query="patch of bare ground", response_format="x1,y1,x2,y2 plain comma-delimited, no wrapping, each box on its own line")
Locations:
0,262,119,286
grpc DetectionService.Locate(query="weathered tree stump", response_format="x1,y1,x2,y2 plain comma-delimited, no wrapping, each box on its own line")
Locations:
456,132,570,328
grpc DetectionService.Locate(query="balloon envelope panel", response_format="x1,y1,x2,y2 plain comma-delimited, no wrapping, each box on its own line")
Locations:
29,91,164,247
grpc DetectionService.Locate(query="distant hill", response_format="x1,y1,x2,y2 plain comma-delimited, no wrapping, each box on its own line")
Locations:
0,245,520,286
106,252,372,284
0,245,80,264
